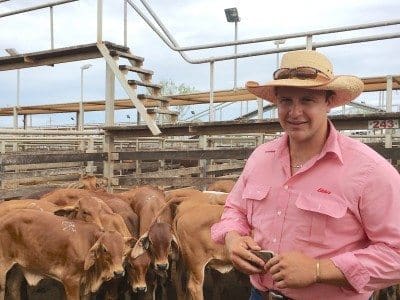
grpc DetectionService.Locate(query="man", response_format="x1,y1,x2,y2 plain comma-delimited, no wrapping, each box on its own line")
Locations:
211,50,400,300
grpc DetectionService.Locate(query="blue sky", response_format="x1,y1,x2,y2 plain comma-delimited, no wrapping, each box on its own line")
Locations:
0,0,399,127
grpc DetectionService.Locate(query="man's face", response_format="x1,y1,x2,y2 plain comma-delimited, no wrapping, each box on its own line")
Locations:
276,86,332,144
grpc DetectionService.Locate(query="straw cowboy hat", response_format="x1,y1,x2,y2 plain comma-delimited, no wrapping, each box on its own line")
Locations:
246,50,364,107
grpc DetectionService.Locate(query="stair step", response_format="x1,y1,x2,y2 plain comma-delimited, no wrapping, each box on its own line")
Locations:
119,65,153,76
147,108,179,116
128,80,162,90
138,94,169,103
109,50,144,63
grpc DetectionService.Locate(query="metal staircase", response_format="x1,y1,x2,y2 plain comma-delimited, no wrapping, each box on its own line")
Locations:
97,42,178,135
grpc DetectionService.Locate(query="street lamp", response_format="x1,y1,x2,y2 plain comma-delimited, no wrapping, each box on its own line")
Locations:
79,63,92,131
273,39,286,68
5,48,20,129
224,7,240,90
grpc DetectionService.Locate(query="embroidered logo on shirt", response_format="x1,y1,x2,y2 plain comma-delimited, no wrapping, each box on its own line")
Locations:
317,188,331,194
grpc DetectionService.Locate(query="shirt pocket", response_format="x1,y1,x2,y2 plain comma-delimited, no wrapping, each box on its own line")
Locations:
242,184,272,243
294,192,348,246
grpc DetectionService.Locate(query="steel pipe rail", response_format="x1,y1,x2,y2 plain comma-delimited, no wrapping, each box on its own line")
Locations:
0,136,103,141
137,0,400,52
130,0,400,64
0,0,78,18
0,129,104,135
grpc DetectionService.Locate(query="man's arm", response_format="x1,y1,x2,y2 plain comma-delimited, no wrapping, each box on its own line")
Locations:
265,252,353,289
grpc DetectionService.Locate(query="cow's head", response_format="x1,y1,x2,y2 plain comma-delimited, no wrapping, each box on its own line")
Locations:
55,196,104,230
131,222,178,271
126,250,152,293
83,231,125,293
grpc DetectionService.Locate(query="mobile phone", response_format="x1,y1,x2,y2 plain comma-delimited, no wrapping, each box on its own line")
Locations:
250,250,275,262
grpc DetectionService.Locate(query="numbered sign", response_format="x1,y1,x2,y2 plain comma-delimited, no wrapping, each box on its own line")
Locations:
368,119,399,129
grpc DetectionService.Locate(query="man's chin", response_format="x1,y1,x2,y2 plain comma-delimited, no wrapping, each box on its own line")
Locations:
287,131,308,142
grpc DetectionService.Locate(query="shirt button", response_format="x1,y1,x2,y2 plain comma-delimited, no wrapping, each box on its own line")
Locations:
284,185,289,190
272,238,277,243
277,210,282,216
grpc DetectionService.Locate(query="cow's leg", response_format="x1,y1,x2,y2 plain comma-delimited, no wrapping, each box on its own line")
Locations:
5,267,25,300
186,267,205,300
62,281,80,300
0,262,14,300
171,260,187,300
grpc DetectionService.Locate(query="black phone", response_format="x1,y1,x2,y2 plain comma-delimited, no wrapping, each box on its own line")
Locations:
250,250,275,262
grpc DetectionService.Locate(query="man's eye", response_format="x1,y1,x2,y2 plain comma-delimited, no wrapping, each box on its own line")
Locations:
279,98,291,104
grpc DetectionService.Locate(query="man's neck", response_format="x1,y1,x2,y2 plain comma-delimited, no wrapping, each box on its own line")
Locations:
289,123,329,164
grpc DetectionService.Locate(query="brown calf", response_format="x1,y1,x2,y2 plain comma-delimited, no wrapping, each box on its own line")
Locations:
0,209,125,300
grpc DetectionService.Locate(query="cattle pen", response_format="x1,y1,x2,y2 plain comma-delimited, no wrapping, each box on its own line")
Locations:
0,1,400,299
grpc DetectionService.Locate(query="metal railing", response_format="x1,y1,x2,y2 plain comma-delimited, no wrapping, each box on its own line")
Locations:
0,0,78,49
107,0,400,122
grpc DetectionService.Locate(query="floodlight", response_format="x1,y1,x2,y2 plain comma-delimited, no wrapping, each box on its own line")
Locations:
224,8,240,23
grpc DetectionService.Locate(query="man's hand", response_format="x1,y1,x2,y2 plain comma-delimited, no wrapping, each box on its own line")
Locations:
224,231,265,274
265,251,317,288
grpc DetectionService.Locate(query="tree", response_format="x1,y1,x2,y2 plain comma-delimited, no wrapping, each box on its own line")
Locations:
159,79,197,121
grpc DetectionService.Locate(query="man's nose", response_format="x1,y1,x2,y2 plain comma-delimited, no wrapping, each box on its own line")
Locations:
289,103,303,117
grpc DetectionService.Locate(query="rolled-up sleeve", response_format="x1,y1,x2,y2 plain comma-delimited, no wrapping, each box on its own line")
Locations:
331,160,400,292
211,155,255,244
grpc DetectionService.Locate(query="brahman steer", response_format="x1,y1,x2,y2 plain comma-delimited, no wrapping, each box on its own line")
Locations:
172,199,233,300
119,186,177,270
41,188,138,237
0,209,126,300
206,179,236,193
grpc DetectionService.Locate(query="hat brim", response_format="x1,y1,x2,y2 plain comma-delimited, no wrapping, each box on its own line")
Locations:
246,76,364,107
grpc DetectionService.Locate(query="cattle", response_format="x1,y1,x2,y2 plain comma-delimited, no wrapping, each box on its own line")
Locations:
165,188,228,206
41,188,94,206
172,199,234,300
0,199,61,216
119,186,177,269
67,174,108,191
0,209,126,300
99,196,139,239
117,185,179,298
41,190,132,238
372,285,400,300
206,179,236,193
118,185,173,233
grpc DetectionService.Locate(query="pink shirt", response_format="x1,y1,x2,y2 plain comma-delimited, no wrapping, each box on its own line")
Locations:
211,122,400,300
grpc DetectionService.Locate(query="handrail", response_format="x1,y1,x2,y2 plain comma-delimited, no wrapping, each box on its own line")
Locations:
0,0,78,18
0,0,78,50
130,0,400,64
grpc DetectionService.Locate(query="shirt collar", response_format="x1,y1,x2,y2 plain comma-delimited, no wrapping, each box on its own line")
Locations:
320,120,344,165
266,120,344,165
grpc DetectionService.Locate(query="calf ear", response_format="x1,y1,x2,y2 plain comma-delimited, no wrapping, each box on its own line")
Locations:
84,239,101,270
53,205,78,218
123,237,137,257
131,232,149,259
170,234,180,260
171,234,179,250
124,236,137,248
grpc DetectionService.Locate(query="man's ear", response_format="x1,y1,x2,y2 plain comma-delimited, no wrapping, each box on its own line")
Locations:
326,91,335,110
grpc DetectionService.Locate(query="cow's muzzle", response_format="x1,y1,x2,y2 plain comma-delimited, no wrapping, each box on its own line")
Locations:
155,263,169,271
133,286,147,293
114,270,125,278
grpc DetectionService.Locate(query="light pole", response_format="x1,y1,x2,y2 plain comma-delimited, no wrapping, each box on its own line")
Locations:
273,39,286,68
79,63,92,131
224,7,240,90
272,40,285,118
5,48,20,129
